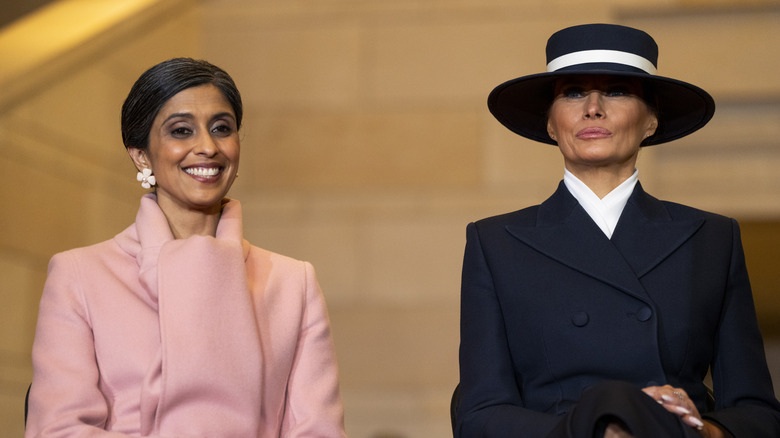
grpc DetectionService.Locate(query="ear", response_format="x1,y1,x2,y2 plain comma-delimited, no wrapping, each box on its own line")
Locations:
127,147,150,171
645,114,659,139
546,120,557,142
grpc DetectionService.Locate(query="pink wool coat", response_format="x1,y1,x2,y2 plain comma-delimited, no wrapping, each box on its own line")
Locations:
26,194,346,438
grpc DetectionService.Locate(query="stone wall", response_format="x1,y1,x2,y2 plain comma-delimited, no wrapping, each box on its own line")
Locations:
2,1,779,436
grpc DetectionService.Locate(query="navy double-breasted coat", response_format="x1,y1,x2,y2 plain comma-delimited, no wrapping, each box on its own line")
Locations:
456,181,780,437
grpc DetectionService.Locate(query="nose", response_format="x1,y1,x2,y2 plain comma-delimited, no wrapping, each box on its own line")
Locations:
584,91,604,119
194,132,218,157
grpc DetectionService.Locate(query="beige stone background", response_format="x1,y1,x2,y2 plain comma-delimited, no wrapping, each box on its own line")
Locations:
2,0,780,437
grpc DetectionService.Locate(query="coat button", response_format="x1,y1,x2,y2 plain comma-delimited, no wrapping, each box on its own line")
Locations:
636,307,653,322
571,311,589,327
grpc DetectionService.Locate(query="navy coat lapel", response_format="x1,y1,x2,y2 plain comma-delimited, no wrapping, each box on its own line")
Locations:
505,182,702,302
505,182,649,301
611,184,704,278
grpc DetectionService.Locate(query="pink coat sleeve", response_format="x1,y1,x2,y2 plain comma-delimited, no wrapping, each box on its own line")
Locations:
26,252,178,438
281,262,347,438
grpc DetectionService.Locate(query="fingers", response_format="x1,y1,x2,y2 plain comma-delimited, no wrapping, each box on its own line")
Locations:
643,385,704,431
664,403,704,429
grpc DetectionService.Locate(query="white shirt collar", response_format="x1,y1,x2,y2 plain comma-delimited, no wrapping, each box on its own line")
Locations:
563,169,638,239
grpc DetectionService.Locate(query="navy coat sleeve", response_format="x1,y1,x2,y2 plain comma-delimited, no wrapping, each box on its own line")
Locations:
703,219,780,437
456,221,562,438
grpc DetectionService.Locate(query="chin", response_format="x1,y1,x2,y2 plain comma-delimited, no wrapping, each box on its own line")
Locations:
188,194,229,210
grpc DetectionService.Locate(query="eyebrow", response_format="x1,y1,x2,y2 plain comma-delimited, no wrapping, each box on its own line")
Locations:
162,111,236,124
162,112,194,123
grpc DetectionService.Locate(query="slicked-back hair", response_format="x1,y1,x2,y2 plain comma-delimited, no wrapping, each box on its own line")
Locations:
121,57,243,150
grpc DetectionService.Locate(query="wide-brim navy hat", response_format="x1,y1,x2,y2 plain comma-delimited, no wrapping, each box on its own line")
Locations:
487,23,715,146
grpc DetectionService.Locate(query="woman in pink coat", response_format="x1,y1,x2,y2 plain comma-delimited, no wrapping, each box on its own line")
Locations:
26,58,347,438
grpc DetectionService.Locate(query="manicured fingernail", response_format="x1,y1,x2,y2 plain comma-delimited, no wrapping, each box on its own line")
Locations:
673,405,691,415
690,417,704,428
661,394,675,403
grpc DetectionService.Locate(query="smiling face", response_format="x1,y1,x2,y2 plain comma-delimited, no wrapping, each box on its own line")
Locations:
128,84,240,216
546,75,658,177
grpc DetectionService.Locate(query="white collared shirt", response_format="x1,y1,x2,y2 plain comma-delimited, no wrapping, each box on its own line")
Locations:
563,169,638,239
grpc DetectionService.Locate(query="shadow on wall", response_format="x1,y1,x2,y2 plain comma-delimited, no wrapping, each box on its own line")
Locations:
740,221,780,336
370,431,409,438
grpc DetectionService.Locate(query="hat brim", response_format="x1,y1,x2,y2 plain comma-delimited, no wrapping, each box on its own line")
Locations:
487,70,715,146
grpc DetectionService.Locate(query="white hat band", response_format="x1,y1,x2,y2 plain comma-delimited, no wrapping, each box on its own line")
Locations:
546,49,657,75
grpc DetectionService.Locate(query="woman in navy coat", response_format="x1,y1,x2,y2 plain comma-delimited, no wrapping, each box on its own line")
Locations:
456,24,780,438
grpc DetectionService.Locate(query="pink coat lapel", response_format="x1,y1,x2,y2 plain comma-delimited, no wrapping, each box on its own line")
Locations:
132,194,264,436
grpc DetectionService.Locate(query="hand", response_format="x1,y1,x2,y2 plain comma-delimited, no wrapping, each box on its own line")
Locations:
604,422,633,437
697,421,727,438
642,385,704,431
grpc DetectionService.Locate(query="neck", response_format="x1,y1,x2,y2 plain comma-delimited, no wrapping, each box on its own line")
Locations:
565,165,635,199
155,195,223,239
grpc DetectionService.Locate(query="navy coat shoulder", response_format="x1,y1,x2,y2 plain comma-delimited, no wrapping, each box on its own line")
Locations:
456,181,780,437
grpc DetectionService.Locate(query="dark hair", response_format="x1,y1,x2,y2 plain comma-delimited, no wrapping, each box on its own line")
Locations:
121,58,243,149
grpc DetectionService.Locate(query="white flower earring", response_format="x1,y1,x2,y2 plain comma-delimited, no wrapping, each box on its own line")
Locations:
136,168,156,189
